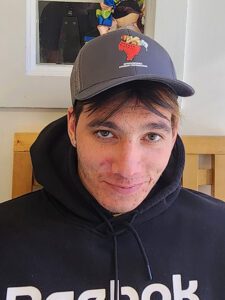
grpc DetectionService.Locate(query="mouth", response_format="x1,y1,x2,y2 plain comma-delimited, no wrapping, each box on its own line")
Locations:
103,181,145,195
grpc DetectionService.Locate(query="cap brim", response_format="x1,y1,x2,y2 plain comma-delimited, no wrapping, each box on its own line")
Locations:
75,75,195,101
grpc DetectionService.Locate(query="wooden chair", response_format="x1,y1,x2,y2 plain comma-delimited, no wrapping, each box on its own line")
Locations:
182,136,225,201
12,133,225,201
12,133,39,198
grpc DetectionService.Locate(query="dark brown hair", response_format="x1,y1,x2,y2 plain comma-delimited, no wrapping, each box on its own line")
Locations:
73,81,180,128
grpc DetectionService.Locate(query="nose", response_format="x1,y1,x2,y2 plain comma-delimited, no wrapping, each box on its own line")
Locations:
111,140,142,178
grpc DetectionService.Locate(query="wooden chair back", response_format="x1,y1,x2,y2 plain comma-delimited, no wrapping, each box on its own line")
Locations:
12,133,39,198
12,133,225,201
182,136,225,201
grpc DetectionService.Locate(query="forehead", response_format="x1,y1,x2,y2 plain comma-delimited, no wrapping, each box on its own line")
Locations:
81,98,172,125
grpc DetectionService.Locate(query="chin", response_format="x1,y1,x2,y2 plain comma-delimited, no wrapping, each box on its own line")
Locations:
97,195,146,215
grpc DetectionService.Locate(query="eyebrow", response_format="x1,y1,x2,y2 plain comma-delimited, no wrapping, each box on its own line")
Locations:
87,119,171,133
88,120,121,130
141,122,172,133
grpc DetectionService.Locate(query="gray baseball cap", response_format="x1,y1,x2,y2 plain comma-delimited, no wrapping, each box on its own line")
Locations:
70,28,194,103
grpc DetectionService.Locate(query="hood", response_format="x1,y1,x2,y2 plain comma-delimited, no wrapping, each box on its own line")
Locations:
30,115,185,226
30,115,185,289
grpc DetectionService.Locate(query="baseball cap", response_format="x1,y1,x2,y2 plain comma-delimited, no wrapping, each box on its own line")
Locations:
70,28,194,103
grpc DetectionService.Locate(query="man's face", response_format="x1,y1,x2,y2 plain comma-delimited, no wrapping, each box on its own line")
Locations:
67,99,178,214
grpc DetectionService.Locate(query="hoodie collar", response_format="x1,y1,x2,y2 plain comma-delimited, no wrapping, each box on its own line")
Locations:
30,115,184,227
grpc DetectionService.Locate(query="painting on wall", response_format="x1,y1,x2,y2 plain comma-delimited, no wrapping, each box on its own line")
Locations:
38,0,148,65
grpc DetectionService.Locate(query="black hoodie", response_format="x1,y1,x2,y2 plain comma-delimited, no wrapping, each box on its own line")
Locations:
1,116,225,300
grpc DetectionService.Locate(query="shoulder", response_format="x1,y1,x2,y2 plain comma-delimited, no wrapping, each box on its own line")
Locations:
0,191,62,257
0,190,57,227
177,187,225,228
0,190,43,211
179,187,225,210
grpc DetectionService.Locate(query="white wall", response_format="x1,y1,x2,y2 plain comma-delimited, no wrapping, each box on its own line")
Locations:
0,0,71,108
181,0,225,134
154,0,188,79
0,0,68,202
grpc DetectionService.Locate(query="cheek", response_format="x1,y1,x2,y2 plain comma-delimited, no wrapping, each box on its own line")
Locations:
146,147,173,173
77,141,112,173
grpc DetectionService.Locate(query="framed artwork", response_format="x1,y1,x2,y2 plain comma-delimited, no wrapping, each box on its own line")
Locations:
28,0,151,75
38,1,101,65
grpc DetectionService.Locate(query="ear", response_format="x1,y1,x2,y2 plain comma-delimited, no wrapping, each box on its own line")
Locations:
67,107,77,147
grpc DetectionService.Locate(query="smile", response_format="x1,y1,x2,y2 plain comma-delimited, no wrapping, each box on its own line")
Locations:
103,181,145,195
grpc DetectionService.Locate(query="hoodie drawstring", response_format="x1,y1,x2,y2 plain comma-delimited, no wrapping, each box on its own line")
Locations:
113,234,119,300
100,217,119,300
96,213,153,300
124,222,153,281
91,205,153,300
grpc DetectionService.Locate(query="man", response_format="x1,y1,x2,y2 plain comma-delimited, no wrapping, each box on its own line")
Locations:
1,29,225,299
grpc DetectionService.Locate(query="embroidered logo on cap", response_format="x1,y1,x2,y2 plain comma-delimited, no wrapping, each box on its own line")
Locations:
118,34,148,68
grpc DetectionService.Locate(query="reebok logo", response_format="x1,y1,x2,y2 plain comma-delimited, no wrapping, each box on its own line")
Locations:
6,274,200,300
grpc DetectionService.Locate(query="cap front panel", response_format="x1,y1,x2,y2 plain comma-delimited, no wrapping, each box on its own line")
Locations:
79,30,156,94
71,29,194,100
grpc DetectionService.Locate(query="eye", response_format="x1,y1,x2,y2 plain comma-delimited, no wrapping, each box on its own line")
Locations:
146,133,162,142
96,130,114,138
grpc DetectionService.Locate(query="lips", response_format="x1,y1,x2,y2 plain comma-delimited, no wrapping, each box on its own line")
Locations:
103,181,145,195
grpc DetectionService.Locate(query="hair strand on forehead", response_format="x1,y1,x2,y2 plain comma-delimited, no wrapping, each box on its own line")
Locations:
73,81,180,128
